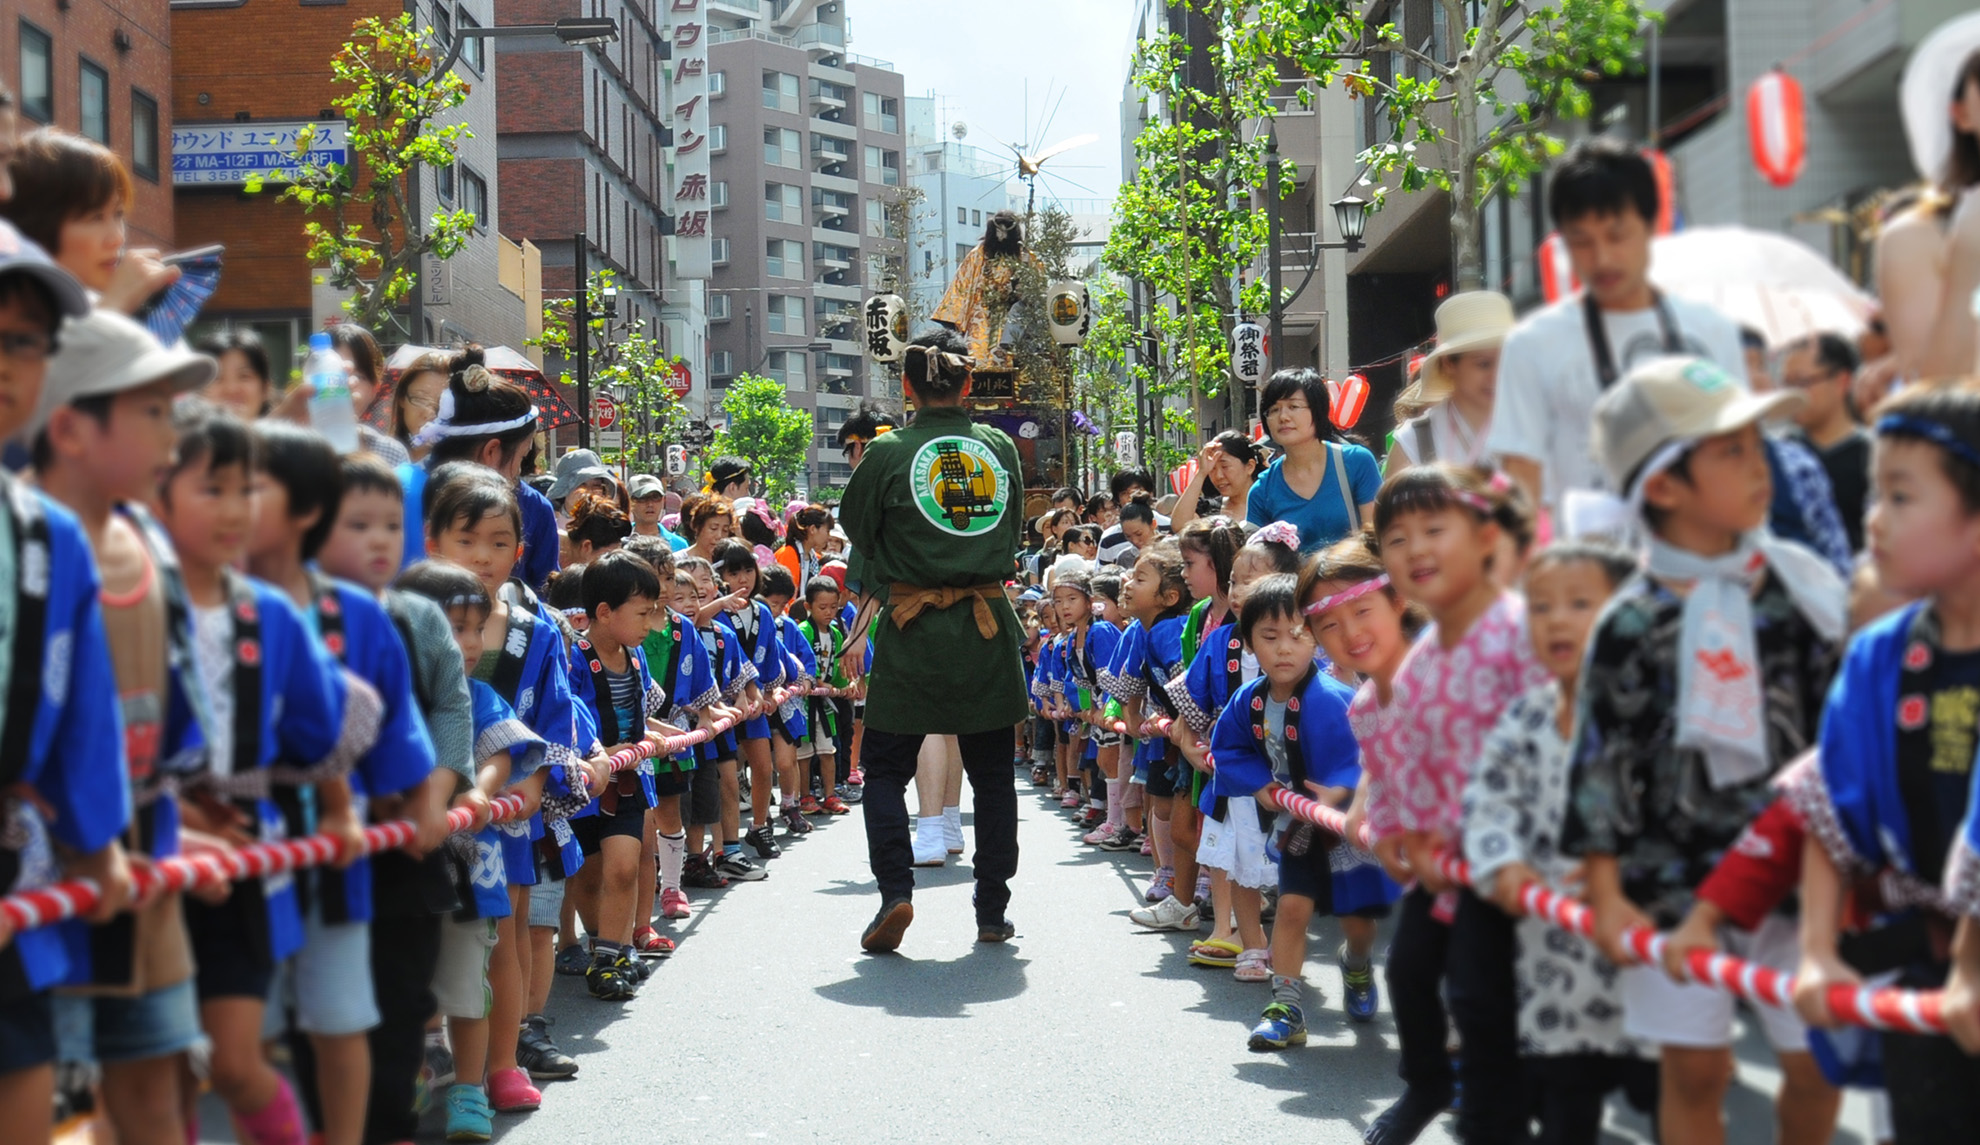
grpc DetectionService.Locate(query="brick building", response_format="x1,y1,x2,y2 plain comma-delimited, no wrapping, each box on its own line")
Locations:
172,0,524,373
7,0,174,250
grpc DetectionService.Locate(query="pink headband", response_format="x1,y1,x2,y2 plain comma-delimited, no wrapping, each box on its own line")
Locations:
1247,520,1301,551
1303,574,1391,617
1449,471,1514,516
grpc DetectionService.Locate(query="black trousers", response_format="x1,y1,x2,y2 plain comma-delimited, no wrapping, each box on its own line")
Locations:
1523,1054,1659,1145
1884,1026,1980,1144
859,728,1019,924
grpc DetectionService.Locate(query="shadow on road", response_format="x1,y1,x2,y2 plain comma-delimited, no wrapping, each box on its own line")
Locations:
814,943,1030,1018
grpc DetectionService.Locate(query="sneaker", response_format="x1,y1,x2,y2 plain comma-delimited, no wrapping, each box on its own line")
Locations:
682,853,729,889
1139,834,1153,856
837,783,863,805
784,808,815,835
1364,1084,1454,1145
585,955,638,1001
485,1067,541,1113
553,943,589,976
1260,886,1279,921
846,768,865,787
1340,944,1379,1024
1059,789,1082,809
798,794,822,815
1128,894,1200,932
1081,821,1115,846
716,851,769,881
1143,866,1174,904
977,917,1016,943
1079,806,1106,829
618,947,654,983
1030,766,1052,786
424,1041,456,1089
744,825,782,860
444,1083,494,1142
1097,825,1141,852
1247,1002,1307,1051
1195,872,1212,903
517,1014,579,1080
821,794,851,814
860,897,914,953
659,887,691,920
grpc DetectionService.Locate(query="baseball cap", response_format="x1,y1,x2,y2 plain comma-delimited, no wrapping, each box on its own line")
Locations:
628,473,666,500
26,309,216,441
1591,356,1802,494
0,219,89,321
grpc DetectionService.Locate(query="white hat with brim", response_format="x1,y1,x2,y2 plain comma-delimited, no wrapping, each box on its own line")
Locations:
1591,355,1803,493
1902,12,1980,181
25,309,215,442
1415,290,1515,400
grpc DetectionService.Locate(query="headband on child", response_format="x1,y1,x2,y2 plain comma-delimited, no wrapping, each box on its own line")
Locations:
1448,470,1515,516
410,387,539,447
1303,574,1391,617
903,344,975,378
1877,413,1980,470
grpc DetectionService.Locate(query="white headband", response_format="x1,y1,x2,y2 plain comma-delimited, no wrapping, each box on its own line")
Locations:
411,387,539,447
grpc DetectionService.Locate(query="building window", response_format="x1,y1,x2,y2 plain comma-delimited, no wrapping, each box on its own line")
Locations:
18,22,53,123
711,237,730,264
763,127,800,168
130,90,160,181
766,239,804,279
432,3,452,55
461,167,488,230
436,161,456,202
860,91,898,134
711,350,734,377
972,209,982,226
924,249,934,274
457,7,485,72
765,295,803,335
78,60,110,143
710,70,727,96
766,350,806,390
866,197,886,237
709,124,727,153
710,180,728,208
957,206,967,225
764,182,802,223
863,145,899,186
762,70,798,111
709,294,731,320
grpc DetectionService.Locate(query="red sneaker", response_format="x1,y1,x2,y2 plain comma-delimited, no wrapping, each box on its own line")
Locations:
821,795,851,814
486,1067,542,1113
659,888,691,920
798,794,822,815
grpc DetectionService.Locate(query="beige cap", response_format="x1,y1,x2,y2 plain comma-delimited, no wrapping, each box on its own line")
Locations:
1592,356,1803,493
27,310,215,441
1415,290,1515,400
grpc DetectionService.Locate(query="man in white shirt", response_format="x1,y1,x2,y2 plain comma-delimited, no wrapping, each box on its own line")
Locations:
1488,139,1747,511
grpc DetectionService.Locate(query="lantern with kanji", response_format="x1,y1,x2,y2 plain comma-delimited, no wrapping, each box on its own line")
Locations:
1747,70,1806,188
863,294,908,362
1047,280,1091,346
1538,232,1579,304
1114,431,1139,467
1231,322,1267,384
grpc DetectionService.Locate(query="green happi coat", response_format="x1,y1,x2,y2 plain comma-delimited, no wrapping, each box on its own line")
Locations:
838,405,1028,735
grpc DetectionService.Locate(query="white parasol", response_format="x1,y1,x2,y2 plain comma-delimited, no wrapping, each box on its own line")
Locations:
1649,226,1876,348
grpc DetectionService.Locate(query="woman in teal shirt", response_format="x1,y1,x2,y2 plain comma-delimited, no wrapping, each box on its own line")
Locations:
1245,369,1381,553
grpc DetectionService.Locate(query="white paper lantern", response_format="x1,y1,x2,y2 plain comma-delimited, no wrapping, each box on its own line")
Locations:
1231,322,1267,383
1114,431,1139,467
1047,280,1091,346
863,294,908,362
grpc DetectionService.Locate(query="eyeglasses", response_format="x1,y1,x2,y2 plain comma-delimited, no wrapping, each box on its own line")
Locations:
1779,370,1840,390
405,395,441,414
0,330,57,364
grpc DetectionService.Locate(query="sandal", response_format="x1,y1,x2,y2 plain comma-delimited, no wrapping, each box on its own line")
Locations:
1234,948,1272,982
1187,938,1242,968
631,926,676,958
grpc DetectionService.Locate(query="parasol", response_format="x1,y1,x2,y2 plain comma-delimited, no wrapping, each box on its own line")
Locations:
382,343,580,430
1649,226,1876,348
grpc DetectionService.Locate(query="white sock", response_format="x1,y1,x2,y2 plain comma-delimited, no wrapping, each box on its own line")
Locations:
942,805,962,831
914,817,944,849
658,830,686,892
1105,779,1124,828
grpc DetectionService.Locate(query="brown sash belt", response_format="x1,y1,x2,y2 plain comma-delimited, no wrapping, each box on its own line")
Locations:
889,582,1005,640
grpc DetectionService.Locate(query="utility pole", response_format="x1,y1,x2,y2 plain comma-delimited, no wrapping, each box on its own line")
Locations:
574,234,590,449
1266,125,1283,383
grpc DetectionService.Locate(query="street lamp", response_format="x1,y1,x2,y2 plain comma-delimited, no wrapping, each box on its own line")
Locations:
1324,195,1370,252
429,8,620,78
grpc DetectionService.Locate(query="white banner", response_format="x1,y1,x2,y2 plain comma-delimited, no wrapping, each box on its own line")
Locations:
172,120,347,186
667,0,712,281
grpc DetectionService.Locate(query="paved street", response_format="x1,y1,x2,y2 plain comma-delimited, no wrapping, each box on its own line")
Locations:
192,773,1880,1144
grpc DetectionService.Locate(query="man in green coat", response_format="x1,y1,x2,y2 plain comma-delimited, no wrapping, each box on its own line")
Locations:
838,331,1027,952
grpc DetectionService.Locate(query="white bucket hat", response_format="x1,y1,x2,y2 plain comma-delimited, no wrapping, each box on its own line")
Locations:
1901,11,1980,182
1413,290,1515,400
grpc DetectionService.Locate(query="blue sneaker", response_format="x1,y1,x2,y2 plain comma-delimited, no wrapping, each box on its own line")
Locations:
1341,944,1379,1023
444,1083,494,1142
1247,1002,1307,1051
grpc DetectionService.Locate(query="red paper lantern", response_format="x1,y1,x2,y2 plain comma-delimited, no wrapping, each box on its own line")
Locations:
1644,148,1676,234
1538,232,1579,304
1332,373,1370,429
1747,70,1806,188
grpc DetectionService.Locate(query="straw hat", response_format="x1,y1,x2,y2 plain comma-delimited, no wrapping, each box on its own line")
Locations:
1901,12,1980,182
1412,291,1515,401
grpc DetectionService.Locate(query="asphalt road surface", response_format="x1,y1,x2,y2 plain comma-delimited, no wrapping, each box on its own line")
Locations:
200,773,1881,1143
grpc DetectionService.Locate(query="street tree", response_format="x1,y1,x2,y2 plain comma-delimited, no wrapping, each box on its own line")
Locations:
530,269,688,471
254,13,476,333
1248,0,1656,290
710,375,815,501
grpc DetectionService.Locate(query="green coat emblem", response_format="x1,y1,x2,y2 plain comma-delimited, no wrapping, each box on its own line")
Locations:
908,436,1008,536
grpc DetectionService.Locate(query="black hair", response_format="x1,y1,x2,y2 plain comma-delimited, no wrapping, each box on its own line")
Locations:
736,504,780,548
1548,137,1659,228
1090,571,1124,605
1259,368,1338,440
566,490,633,551
30,392,115,472
1208,428,1268,492
1739,326,1768,353
253,421,344,560
1238,524,1304,576
0,273,60,337
1373,463,1533,554
195,328,274,399
711,538,761,592
1525,540,1639,591
545,564,587,611
1945,50,1980,194
340,451,402,500
327,323,383,392
837,399,899,452
781,505,832,552
1177,516,1246,598
1237,573,1303,648
163,397,256,497
426,347,538,468
1063,524,1102,548
708,456,751,492
1631,450,1697,534
759,563,796,602
676,553,716,582
1875,381,1980,513
1083,493,1112,520
425,462,522,541
1133,538,1194,622
624,533,676,579
1119,494,1160,530
394,559,491,621
581,549,662,617
1298,531,1428,639
1109,469,1155,504
1051,485,1084,506
804,574,842,604
1790,331,1861,379
902,327,972,401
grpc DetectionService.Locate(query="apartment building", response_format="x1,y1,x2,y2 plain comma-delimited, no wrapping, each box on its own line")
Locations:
702,0,906,494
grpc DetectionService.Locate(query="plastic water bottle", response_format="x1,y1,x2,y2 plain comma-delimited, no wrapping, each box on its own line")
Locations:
304,332,359,453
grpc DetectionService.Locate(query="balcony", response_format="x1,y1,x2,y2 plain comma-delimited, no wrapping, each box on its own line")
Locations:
812,171,857,195
811,140,852,174
814,280,860,302
708,0,762,14
812,196,850,219
795,24,847,53
809,87,847,114
814,249,853,272
813,221,852,243
810,114,857,141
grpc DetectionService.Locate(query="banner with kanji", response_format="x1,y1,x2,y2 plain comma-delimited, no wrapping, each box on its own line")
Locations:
666,0,712,281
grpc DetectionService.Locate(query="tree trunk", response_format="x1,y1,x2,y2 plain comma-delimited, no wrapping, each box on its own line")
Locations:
1446,0,1485,292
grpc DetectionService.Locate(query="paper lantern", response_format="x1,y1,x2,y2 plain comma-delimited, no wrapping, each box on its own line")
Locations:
1169,460,1198,495
1114,431,1138,467
1747,70,1806,188
1644,149,1676,234
1538,231,1579,304
863,294,908,362
1407,353,1428,381
1230,322,1267,383
1047,280,1091,346
1331,373,1370,429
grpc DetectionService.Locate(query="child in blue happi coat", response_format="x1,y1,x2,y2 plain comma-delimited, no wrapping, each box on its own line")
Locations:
678,554,765,884
713,539,789,861
1106,541,1199,923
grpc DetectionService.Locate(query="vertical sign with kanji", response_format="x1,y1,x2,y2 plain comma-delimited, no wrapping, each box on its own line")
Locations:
667,0,713,281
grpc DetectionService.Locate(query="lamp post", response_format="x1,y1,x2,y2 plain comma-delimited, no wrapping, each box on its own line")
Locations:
1319,195,1369,253
1266,126,1283,378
